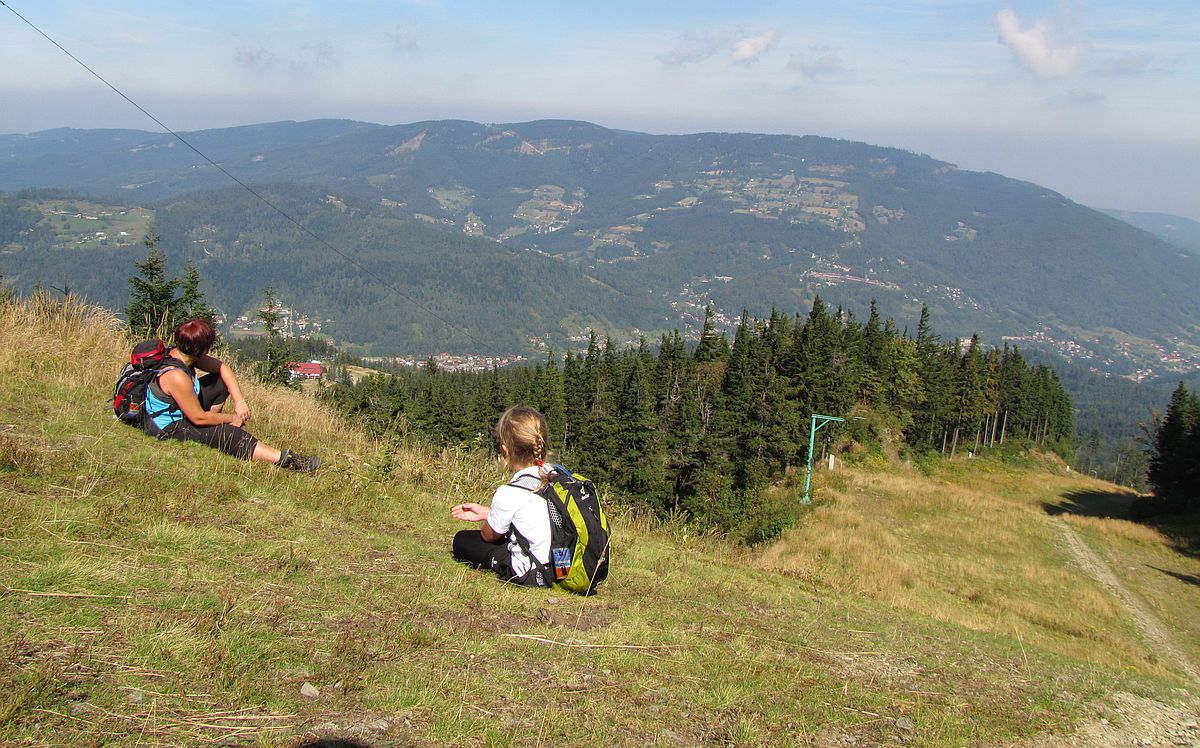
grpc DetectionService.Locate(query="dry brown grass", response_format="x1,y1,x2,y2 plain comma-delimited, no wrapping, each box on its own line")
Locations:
0,292,372,466
0,292,125,379
1064,514,1166,545
754,459,1180,677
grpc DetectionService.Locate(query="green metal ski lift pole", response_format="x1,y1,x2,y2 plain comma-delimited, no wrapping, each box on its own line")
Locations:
803,413,845,504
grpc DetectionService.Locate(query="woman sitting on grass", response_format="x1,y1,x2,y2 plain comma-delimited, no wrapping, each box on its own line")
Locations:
450,405,558,587
142,318,319,472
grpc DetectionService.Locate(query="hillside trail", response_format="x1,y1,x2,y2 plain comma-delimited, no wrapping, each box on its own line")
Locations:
1056,519,1199,686
1023,519,1200,747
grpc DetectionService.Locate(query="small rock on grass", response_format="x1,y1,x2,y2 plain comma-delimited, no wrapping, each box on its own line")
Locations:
896,717,914,731
300,682,320,699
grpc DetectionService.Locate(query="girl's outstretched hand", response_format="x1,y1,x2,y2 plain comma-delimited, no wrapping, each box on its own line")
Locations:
451,502,488,522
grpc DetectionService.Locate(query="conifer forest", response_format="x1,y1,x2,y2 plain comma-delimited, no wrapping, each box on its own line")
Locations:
1148,382,1200,513
325,299,1074,542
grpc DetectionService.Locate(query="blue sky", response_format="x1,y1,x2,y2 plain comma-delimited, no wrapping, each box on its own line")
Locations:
2,1,1198,219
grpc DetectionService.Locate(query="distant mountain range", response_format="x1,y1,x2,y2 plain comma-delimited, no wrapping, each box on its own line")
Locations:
1100,209,1200,256
2,118,1199,373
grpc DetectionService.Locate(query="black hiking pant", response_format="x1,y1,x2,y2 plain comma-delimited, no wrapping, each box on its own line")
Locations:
143,373,259,460
452,530,543,587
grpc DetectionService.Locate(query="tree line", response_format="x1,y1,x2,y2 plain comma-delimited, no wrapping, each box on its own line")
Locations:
1148,382,1200,511
323,299,1074,542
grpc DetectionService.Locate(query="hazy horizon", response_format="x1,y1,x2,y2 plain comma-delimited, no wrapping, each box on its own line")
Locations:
2,1,1197,221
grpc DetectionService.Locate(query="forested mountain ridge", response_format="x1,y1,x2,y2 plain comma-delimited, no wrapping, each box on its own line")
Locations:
2,118,1199,370
1100,208,1200,256
0,185,667,353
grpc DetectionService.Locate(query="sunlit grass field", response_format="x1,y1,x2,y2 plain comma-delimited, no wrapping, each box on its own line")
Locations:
1,294,1195,746
754,459,1197,676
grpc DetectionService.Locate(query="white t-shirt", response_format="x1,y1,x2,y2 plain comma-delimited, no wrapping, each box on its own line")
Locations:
486,465,552,578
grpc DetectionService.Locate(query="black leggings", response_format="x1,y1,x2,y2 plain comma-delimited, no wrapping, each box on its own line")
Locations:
452,530,542,586
195,372,229,411
144,373,259,460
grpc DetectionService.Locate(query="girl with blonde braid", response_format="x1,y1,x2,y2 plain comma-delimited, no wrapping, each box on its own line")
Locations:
450,405,558,587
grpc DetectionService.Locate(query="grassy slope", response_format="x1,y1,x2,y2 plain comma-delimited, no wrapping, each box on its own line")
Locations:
1,296,1195,747
756,455,1200,679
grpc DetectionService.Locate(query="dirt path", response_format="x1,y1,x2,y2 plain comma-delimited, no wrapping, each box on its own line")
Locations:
1018,520,1200,747
1057,520,1200,686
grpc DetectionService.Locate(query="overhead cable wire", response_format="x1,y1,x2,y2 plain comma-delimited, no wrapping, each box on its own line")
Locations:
0,0,505,358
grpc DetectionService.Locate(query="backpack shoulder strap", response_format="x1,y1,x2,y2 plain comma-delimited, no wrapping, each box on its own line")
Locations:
508,527,552,588
505,469,564,588
146,358,192,414
507,467,567,492
507,474,542,492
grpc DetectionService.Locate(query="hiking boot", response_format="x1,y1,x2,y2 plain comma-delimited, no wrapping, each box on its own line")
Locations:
278,449,320,473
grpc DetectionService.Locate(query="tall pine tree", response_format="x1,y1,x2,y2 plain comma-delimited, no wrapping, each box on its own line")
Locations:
254,287,297,388
178,260,217,322
125,230,181,338
1148,382,1198,499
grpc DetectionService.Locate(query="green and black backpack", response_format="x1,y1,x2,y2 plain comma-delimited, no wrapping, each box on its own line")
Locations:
509,466,610,595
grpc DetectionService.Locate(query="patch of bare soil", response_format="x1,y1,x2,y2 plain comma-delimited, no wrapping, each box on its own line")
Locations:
1016,692,1199,747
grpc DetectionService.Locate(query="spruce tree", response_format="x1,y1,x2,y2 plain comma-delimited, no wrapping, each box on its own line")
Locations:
654,330,687,415
693,304,729,363
254,287,297,388
586,338,623,481
126,230,181,338
882,336,924,434
561,352,585,455
178,260,217,322
535,352,567,452
469,365,509,445
997,345,1030,443
1186,406,1200,506
721,312,760,488
616,339,662,507
956,334,988,447
788,296,841,445
1149,382,1197,498
913,306,954,449
860,300,886,406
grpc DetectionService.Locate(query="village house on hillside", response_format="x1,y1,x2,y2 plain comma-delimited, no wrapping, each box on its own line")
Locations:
288,362,323,381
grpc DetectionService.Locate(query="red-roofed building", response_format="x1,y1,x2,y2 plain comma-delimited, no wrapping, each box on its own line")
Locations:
288,362,324,381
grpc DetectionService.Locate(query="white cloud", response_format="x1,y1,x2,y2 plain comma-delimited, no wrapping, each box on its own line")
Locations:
1095,53,1151,78
995,9,1085,78
235,47,276,70
659,34,725,67
298,42,337,69
787,45,844,78
387,26,418,53
731,30,778,64
234,43,336,76
1064,88,1105,105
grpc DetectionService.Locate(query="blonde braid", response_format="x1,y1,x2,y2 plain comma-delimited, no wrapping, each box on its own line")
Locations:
535,432,551,486
495,405,552,486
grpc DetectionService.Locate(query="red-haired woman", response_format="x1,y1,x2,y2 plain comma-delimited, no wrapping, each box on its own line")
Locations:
142,318,319,472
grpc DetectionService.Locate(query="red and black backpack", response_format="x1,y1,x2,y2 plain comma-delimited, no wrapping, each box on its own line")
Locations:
112,339,186,426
